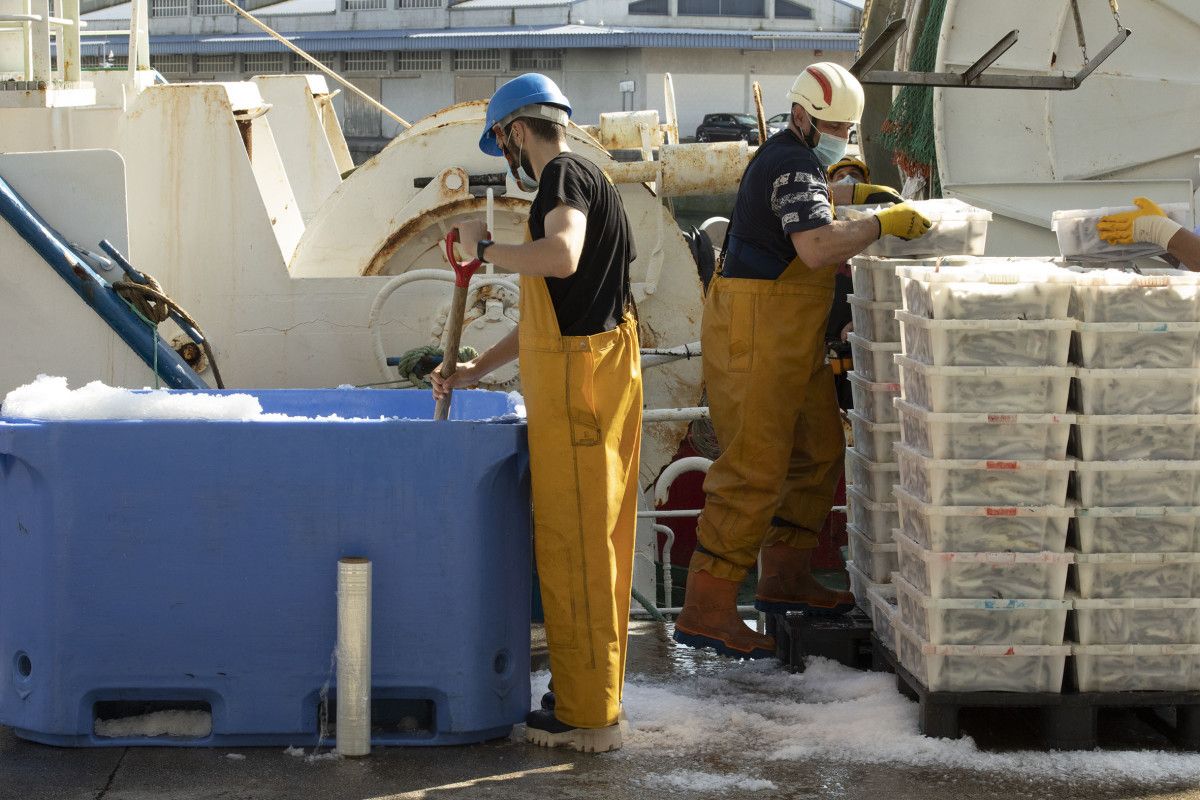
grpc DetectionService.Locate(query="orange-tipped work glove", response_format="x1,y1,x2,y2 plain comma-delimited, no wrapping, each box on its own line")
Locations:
876,203,932,241
1098,197,1182,248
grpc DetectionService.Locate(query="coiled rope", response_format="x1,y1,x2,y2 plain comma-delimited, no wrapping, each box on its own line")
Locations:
111,273,225,389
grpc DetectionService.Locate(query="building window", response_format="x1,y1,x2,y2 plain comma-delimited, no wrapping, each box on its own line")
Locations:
395,51,441,71
149,0,188,17
628,0,668,13
774,0,812,18
195,0,234,14
397,0,440,7
454,49,502,71
292,51,339,71
151,54,190,74
343,50,388,73
243,52,285,73
678,0,764,16
511,49,561,71
195,54,235,72
343,0,386,8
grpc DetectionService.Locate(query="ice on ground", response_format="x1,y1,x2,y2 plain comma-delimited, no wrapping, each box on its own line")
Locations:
283,746,306,757
225,753,246,761
94,710,211,739
642,770,776,792
533,653,1200,784
284,745,342,763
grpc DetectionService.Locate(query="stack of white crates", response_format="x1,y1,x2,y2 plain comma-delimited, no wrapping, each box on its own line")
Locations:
887,260,1078,692
1070,268,1200,692
844,255,906,613
842,203,994,622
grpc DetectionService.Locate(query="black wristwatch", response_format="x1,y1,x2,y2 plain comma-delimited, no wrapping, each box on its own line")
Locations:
477,238,494,263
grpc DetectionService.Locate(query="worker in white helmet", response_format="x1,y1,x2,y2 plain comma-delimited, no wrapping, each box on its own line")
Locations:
1099,197,1200,270
674,62,932,659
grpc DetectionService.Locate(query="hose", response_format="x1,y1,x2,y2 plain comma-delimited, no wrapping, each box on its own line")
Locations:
631,586,666,622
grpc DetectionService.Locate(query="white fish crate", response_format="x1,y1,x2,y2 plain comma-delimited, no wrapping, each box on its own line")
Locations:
1074,322,1200,369
847,523,897,582
861,199,992,259
1073,598,1200,645
897,356,1073,414
847,371,900,424
846,560,876,613
867,582,899,653
846,486,899,542
1053,203,1193,262
1074,415,1200,461
1073,644,1200,692
848,295,901,341
1074,368,1200,415
896,445,1072,507
897,311,1074,368
895,530,1073,600
850,256,930,303
1071,267,1200,323
848,410,899,462
895,488,1071,554
897,619,1068,693
847,333,901,382
894,575,1069,646
844,446,898,504
897,400,1072,461
1074,461,1200,507
1074,552,1200,599
898,260,1076,321
1076,507,1200,554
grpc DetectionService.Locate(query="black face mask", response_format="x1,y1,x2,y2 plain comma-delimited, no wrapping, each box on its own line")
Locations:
799,114,820,150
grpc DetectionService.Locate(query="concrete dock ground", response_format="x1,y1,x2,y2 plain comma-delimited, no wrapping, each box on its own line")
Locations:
6,622,1200,800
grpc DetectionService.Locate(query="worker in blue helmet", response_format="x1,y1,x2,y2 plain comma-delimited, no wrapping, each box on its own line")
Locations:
432,73,642,754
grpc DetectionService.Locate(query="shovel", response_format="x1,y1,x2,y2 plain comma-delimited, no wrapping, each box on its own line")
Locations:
434,228,485,421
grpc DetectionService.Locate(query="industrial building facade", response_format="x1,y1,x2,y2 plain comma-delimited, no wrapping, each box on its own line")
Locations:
80,0,861,143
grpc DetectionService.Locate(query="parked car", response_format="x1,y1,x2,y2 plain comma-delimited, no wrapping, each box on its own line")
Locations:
695,113,762,144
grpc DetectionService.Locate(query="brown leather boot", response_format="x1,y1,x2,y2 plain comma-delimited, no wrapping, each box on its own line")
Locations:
754,541,855,617
673,568,775,659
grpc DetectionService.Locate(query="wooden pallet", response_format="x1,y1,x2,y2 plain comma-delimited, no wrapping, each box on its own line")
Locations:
874,633,1200,750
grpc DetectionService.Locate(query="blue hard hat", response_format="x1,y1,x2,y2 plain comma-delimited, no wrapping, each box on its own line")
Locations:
479,73,572,157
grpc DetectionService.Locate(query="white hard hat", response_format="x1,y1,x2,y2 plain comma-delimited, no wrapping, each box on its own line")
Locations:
786,62,864,124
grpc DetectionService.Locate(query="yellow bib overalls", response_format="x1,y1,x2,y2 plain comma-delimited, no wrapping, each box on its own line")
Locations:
518,271,643,729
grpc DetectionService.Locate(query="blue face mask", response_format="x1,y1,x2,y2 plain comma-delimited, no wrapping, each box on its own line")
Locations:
812,129,848,171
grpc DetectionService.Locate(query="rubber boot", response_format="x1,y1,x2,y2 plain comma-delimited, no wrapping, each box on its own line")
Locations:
672,568,775,659
754,541,855,616
524,709,623,753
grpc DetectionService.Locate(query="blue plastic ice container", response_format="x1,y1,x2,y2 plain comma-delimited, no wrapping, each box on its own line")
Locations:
0,389,530,747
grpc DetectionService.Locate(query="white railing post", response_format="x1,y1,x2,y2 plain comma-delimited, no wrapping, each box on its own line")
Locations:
30,0,50,84
60,0,80,83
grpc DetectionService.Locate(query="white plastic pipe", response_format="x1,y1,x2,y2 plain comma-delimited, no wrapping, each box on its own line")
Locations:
654,456,712,506
336,557,371,757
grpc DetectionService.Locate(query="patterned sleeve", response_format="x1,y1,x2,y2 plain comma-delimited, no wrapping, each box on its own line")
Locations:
769,161,833,235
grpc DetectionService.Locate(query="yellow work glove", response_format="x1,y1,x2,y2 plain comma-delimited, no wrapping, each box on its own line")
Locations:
1097,196,1182,248
852,183,903,205
876,203,932,241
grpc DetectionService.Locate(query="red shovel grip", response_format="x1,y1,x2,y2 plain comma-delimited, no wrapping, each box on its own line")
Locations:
445,228,485,288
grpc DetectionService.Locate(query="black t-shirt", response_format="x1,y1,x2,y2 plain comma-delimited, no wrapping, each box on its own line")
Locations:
728,128,834,267
528,152,636,336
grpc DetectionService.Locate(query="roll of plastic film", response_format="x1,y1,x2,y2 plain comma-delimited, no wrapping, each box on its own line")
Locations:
336,557,371,757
